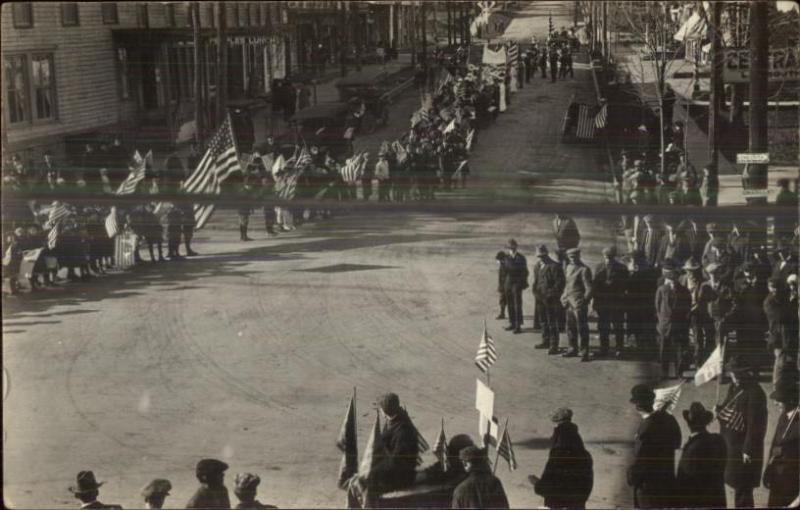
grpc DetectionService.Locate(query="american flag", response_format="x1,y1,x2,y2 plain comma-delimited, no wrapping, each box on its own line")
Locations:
718,391,745,433
654,383,683,413
432,419,448,471
45,202,71,249
475,323,498,374
497,425,517,471
575,104,596,140
507,41,520,68
392,141,408,164
340,152,367,184
415,428,430,466
594,103,608,129
116,150,150,195
47,222,60,250
104,207,120,238
437,69,454,94
183,115,242,230
295,146,313,168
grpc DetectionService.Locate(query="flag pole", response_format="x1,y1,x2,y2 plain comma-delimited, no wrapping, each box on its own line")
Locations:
484,318,491,388
715,335,727,406
492,417,509,475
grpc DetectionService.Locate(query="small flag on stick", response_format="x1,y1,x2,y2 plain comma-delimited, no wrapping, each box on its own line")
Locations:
105,206,120,238
336,390,358,488
357,410,386,508
694,344,723,386
654,382,683,413
432,419,448,471
495,420,517,472
475,321,498,374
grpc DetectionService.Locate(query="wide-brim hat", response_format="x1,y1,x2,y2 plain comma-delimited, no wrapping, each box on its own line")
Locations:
725,355,757,375
682,402,714,428
69,471,104,494
629,384,656,405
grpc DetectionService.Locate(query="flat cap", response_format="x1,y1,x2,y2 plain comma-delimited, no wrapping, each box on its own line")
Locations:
196,459,229,478
141,479,172,499
551,407,573,423
234,473,261,493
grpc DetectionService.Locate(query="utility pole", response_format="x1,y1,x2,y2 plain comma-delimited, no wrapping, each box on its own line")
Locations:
602,2,608,59
421,2,427,66
354,2,362,72
573,1,579,28
745,0,769,205
410,3,416,67
192,2,204,143
340,2,348,77
447,2,452,46
730,4,745,125
216,1,227,126
707,1,722,206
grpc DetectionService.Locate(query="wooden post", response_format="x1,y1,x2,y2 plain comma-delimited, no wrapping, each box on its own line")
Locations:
216,1,228,126
421,2,427,66
340,2,348,77
192,2,204,143
447,2,452,46
410,3,416,67
355,3,362,72
746,0,769,203
707,1,722,207
161,44,175,147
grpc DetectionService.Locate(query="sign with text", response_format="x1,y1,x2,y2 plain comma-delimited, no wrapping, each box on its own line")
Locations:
723,47,800,83
737,153,770,165
475,379,495,417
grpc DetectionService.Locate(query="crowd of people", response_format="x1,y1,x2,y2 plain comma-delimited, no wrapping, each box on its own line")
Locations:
495,211,799,381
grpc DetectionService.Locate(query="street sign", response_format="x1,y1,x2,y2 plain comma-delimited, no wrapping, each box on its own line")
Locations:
742,188,768,198
737,153,770,164
723,47,800,83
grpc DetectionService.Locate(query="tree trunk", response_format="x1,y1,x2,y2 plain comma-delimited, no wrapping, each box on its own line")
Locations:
192,2,204,144
746,0,769,203
216,1,227,126
707,1,722,206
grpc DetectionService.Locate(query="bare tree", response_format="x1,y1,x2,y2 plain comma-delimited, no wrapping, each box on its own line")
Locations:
614,1,684,176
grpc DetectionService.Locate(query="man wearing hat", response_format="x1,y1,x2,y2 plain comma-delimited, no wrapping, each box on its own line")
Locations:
530,408,593,509
531,244,565,354
187,458,231,509
675,403,727,508
626,249,660,353
233,473,277,509
654,259,691,378
702,223,734,283
561,247,593,361
495,251,509,320
374,149,391,202
681,257,715,368
593,246,629,358
451,446,509,509
141,479,172,510
763,370,800,507
418,433,476,487
636,214,662,269
714,355,768,508
626,384,682,508
502,239,528,334
731,261,768,361
656,218,690,269
704,262,737,350
68,471,122,509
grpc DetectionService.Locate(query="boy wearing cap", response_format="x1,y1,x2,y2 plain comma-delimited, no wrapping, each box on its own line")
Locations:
186,458,231,509
561,248,592,361
714,356,768,508
233,473,277,509
68,471,122,509
452,446,509,509
141,479,171,510
675,403,727,508
763,371,800,507
532,244,565,354
626,384,682,508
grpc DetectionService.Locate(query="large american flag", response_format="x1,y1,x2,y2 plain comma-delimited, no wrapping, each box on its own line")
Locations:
44,202,72,249
116,150,151,195
475,323,498,374
340,152,368,184
507,41,520,68
575,104,596,140
183,115,242,230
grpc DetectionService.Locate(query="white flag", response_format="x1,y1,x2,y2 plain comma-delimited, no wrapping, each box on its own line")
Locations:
654,383,683,412
694,345,723,386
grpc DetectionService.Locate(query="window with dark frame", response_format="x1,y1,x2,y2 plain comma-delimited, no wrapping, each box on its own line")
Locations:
61,3,79,27
4,55,29,124
102,3,119,24
12,3,34,28
116,47,130,100
165,3,176,27
137,3,149,28
31,54,56,121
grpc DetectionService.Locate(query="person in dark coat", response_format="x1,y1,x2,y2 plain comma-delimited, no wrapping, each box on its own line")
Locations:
561,248,593,361
187,458,231,509
538,48,548,79
626,249,660,355
495,251,508,320
232,473,277,510
417,433,475,486
732,262,768,361
451,446,510,509
373,393,420,491
675,402,727,508
532,244,565,354
503,239,529,334
714,355,768,508
763,371,800,508
627,384,682,509
636,214,662,269
530,408,593,509
681,258,715,368
593,246,629,358
68,471,122,509
655,260,691,378
140,479,172,510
